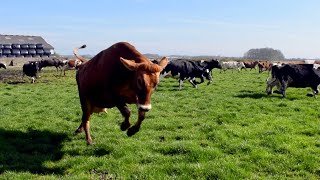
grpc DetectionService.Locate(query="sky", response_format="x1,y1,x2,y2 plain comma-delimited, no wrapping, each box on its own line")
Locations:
1,0,320,59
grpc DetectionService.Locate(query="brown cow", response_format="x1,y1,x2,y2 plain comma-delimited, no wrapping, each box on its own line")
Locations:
258,61,273,73
73,42,168,145
243,60,259,71
63,58,83,76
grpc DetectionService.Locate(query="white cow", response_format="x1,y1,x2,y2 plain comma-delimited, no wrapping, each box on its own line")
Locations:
220,61,245,73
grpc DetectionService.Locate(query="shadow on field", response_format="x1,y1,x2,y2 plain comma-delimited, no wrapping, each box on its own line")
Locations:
0,128,68,175
234,90,269,99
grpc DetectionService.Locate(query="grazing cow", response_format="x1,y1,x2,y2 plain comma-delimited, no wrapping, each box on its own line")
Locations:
39,59,64,72
22,61,40,83
266,64,320,97
63,58,83,75
73,42,168,145
243,61,259,71
161,59,222,90
0,62,6,69
220,61,245,73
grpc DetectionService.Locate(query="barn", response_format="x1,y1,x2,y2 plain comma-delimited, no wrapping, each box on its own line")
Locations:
0,34,55,58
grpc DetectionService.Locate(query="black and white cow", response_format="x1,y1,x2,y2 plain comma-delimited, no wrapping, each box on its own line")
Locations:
23,61,40,83
266,64,320,97
161,59,222,90
39,59,64,72
0,62,6,69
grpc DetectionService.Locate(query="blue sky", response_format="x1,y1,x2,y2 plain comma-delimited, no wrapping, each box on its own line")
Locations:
1,0,319,58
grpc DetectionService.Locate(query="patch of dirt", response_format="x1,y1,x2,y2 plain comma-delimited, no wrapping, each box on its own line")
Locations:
0,69,25,83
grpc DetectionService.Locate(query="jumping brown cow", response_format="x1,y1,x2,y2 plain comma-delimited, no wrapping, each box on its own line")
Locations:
73,42,168,145
63,58,83,76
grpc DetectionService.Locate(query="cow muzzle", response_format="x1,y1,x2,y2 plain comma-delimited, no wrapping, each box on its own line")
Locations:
138,104,152,112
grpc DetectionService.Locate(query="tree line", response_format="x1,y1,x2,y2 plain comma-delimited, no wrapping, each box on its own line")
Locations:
243,47,285,61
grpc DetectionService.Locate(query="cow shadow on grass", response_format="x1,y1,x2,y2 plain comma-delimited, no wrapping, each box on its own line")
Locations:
0,128,68,175
235,90,299,100
234,90,268,99
156,84,197,92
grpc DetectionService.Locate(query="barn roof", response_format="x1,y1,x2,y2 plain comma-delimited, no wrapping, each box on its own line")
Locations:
0,34,54,49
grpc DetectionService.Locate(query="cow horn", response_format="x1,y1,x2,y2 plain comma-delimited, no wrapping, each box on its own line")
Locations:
120,57,137,71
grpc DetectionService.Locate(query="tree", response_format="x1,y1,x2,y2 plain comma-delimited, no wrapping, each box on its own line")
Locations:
243,48,285,61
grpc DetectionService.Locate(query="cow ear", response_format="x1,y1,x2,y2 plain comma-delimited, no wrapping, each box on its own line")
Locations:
158,57,168,70
120,57,137,71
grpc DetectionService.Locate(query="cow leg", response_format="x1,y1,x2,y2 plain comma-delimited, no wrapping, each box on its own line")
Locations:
127,110,145,137
311,86,319,98
266,78,277,95
188,79,197,88
207,71,213,85
75,111,93,145
63,66,67,76
117,105,131,131
31,77,36,83
179,79,183,90
196,76,205,84
280,81,287,98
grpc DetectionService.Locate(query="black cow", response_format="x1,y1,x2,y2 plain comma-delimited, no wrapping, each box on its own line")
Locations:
39,59,64,72
23,61,40,83
0,62,6,69
266,64,320,97
162,59,222,90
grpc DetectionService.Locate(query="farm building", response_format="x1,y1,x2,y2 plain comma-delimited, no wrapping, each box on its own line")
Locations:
0,34,55,58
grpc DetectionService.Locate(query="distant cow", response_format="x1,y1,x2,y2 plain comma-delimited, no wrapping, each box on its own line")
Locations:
161,59,222,90
0,62,6,69
63,58,83,75
39,59,64,72
220,61,245,73
266,64,320,97
258,61,273,73
73,42,168,145
243,61,259,71
23,61,40,83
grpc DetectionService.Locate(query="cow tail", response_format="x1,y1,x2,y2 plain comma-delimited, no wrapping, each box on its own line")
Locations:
73,44,87,63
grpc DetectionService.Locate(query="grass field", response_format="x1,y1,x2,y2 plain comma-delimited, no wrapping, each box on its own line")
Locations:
0,67,320,179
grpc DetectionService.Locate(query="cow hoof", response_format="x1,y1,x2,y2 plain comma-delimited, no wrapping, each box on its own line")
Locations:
127,126,139,137
120,122,131,131
75,128,82,134
87,140,94,145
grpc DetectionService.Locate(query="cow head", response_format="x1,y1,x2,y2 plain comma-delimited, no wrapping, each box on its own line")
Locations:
209,59,222,69
120,57,168,111
0,63,6,69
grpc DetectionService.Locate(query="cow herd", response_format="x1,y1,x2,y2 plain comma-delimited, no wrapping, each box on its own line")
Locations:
1,41,320,144
0,57,84,83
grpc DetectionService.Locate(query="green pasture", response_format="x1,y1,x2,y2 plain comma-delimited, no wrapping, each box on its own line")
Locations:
0,68,319,179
